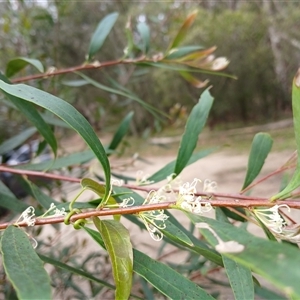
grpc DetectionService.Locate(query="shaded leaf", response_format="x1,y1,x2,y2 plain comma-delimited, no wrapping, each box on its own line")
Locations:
272,70,300,200
17,150,95,171
0,127,37,155
174,89,214,176
242,133,273,190
87,12,119,60
189,214,300,299
133,249,215,300
0,180,29,212
76,72,165,119
108,111,134,152
6,57,44,78
0,74,57,159
1,226,52,300
179,71,209,88
38,253,116,290
93,217,133,300
137,22,150,54
223,256,254,300
165,46,204,60
0,80,111,201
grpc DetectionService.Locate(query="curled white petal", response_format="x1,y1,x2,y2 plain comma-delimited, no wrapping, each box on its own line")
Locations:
120,197,135,208
203,179,217,193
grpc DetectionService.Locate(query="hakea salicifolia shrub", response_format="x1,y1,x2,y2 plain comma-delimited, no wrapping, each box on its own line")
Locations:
14,174,300,254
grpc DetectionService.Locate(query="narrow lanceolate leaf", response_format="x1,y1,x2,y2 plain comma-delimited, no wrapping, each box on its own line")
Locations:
1,226,52,300
242,133,273,190
6,57,44,78
108,111,134,152
0,74,57,158
0,127,37,155
87,12,119,60
148,148,218,183
0,81,111,201
272,70,300,200
223,256,254,300
189,214,300,299
0,180,30,212
174,89,214,177
93,217,133,300
167,10,198,52
137,22,150,54
134,249,215,300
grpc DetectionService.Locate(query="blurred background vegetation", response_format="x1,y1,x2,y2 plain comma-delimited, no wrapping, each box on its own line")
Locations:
1,0,300,140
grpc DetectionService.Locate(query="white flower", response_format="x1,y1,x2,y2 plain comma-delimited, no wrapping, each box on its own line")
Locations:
111,178,124,187
16,206,36,226
136,171,154,186
253,205,289,234
119,197,135,208
196,222,245,254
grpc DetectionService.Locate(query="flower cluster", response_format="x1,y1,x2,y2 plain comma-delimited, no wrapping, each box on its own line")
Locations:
41,203,67,218
253,204,300,242
136,171,154,186
176,178,214,215
139,190,169,241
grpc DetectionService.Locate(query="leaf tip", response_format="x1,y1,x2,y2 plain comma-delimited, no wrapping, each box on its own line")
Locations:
294,68,300,88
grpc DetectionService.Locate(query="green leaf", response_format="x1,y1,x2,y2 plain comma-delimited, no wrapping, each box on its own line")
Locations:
133,249,215,300
272,71,300,200
0,74,57,159
87,12,119,60
0,181,30,212
93,217,133,300
6,57,44,78
148,147,218,183
174,89,214,176
76,72,165,119
38,253,116,290
17,150,95,171
1,226,52,300
242,133,273,190
0,80,111,202
137,22,150,54
165,46,204,60
0,127,37,155
62,79,89,87
108,111,134,152
223,256,254,300
189,215,300,299
167,10,198,51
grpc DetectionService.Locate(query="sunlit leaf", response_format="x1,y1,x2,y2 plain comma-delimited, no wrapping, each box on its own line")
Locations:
6,57,44,78
84,226,215,299
0,80,111,201
93,217,133,300
272,70,300,200
176,46,217,62
137,22,150,54
242,133,273,190
174,88,214,176
167,10,198,51
87,12,119,60
1,226,52,300
165,46,204,60
189,214,300,299
148,147,218,183
0,127,37,155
